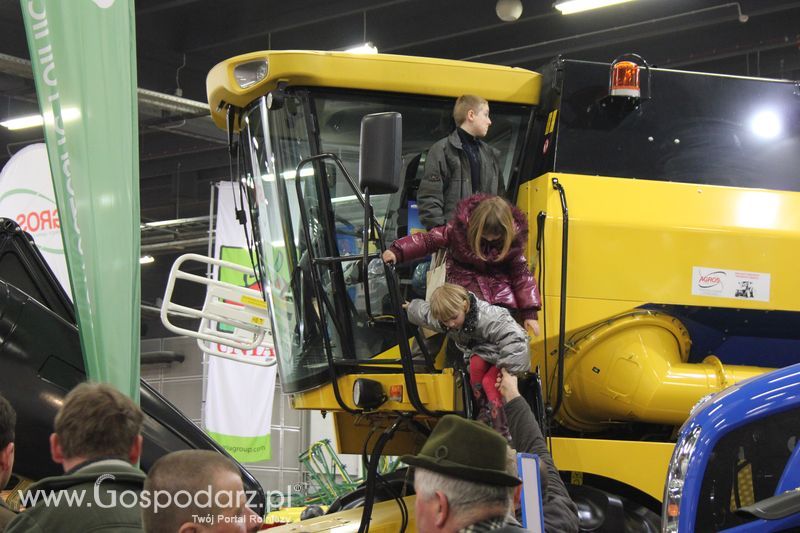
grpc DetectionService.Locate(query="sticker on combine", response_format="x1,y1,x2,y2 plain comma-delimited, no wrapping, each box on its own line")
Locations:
692,267,770,302
240,295,267,309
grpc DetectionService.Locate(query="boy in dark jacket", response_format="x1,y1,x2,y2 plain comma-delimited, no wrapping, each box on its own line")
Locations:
406,283,530,439
418,94,505,229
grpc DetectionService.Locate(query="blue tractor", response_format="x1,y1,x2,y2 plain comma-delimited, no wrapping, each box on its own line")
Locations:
663,363,800,532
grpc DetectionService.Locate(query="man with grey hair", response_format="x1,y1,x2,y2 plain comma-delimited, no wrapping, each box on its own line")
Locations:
402,415,526,532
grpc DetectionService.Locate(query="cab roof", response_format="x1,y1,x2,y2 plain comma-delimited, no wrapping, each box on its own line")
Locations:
206,50,541,129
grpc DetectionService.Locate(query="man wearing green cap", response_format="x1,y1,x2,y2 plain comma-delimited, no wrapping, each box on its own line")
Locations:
402,415,526,532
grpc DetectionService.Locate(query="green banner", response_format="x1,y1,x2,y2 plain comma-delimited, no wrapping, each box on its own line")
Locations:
207,431,272,463
21,0,141,400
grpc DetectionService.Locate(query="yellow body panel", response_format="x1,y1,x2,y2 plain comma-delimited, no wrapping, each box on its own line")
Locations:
332,412,430,456
265,507,308,527
207,50,540,129
268,495,416,532
551,437,675,501
518,173,797,428
290,370,456,412
523,172,800,315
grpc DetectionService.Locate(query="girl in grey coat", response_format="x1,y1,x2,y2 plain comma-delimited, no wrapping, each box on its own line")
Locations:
406,283,530,439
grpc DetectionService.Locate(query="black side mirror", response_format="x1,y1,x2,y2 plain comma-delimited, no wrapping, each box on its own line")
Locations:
359,112,402,195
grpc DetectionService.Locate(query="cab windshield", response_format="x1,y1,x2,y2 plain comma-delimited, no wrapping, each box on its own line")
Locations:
241,89,530,392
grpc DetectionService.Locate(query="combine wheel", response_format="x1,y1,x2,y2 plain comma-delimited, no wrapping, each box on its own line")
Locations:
568,483,661,532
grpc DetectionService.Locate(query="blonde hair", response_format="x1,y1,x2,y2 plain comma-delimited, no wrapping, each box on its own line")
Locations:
430,283,470,322
468,196,515,261
453,94,488,126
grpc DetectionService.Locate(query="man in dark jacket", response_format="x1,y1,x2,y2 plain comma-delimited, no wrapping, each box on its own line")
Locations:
402,415,526,532
497,369,580,533
0,394,16,531
7,383,146,533
417,94,505,229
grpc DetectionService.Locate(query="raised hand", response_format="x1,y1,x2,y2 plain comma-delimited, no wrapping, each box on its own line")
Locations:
382,250,397,264
524,318,540,336
496,368,521,402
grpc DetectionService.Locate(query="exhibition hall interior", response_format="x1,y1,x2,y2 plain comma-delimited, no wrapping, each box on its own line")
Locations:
0,0,799,531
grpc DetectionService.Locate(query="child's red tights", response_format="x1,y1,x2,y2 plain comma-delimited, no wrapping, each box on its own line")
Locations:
469,355,502,404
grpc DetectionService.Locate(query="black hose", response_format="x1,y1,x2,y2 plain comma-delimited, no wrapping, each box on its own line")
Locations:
375,471,408,532
550,178,569,418
536,209,554,448
358,416,405,533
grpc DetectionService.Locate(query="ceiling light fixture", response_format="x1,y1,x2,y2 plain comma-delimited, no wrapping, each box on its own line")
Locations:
1,113,44,130
0,108,81,131
496,0,523,21
555,0,637,15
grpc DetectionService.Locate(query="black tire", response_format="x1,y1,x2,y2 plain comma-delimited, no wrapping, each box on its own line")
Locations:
326,469,412,514
568,484,661,533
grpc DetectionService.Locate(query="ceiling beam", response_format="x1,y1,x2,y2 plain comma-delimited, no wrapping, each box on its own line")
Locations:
140,145,228,178
460,3,750,64
183,0,416,53
138,0,205,16
458,2,800,68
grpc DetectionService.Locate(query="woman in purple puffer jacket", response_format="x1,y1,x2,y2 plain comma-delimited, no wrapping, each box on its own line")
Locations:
383,193,541,335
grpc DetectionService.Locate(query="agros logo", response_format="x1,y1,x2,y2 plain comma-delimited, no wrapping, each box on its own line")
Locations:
698,271,726,289
0,189,64,255
0,191,60,233
16,208,60,233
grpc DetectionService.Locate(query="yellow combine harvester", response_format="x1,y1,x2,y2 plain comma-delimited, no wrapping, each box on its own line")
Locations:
203,50,800,530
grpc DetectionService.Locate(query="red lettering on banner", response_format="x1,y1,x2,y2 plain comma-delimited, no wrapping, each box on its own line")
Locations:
14,209,60,233
27,211,40,232
40,209,51,229
214,343,275,358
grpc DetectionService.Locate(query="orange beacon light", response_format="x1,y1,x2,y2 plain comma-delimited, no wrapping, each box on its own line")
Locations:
610,60,641,97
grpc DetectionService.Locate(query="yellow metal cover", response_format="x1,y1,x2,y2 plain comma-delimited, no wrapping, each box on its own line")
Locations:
207,50,541,129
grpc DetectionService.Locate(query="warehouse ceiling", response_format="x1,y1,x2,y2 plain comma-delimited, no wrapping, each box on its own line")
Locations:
0,0,799,335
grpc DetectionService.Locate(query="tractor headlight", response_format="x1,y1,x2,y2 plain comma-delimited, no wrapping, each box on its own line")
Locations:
663,425,702,532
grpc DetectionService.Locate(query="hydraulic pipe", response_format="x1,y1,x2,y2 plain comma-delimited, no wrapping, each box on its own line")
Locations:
555,311,772,432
